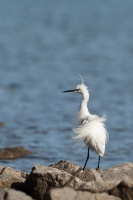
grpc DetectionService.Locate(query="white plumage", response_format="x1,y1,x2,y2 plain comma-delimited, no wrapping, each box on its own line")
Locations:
73,115,108,156
63,81,109,170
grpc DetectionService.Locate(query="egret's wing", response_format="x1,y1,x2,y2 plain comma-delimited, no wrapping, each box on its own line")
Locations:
73,117,108,156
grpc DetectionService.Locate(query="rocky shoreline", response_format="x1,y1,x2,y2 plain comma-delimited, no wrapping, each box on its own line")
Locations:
0,160,133,200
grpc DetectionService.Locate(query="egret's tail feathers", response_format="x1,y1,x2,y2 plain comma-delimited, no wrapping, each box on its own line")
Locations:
100,115,109,144
105,130,109,144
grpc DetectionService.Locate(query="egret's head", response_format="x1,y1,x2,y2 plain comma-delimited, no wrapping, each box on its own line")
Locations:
62,83,89,97
75,83,88,94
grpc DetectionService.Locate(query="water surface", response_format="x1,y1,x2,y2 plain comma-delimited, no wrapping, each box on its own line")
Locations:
0,0,133,172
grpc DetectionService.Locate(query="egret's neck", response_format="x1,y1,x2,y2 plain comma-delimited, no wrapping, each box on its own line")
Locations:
77,91,90,124
80,93,89,114
82,92,89,103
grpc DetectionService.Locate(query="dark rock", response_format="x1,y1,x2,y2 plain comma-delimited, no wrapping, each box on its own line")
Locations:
0,122,5,127
24,165,84,200
0,188,33,200
0,146,31,160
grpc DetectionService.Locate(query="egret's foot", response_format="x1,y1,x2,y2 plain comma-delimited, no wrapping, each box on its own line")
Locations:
82,167,85,171
95,167,100,172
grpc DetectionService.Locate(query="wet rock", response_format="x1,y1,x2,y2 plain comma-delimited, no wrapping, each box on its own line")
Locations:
0,188,33,200
0,146,31,159
24,165,84,200
0,166,27,190
0,122,5,127
46,187,121,200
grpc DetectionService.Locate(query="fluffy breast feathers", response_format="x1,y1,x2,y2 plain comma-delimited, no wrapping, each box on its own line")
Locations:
73,115,109,156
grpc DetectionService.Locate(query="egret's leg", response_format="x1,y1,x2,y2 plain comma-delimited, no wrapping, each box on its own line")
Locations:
96,156,101,170
83,148,89,171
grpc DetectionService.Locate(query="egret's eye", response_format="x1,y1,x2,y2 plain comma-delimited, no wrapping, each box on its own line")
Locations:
75,89,80,92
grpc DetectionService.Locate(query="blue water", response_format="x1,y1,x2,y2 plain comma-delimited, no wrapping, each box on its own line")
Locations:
0,0,133,172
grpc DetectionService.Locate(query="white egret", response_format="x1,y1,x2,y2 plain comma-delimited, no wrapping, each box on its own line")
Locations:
62,81,109,171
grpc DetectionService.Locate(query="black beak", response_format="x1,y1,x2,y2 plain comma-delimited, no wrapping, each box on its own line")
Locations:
62,89,79,93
